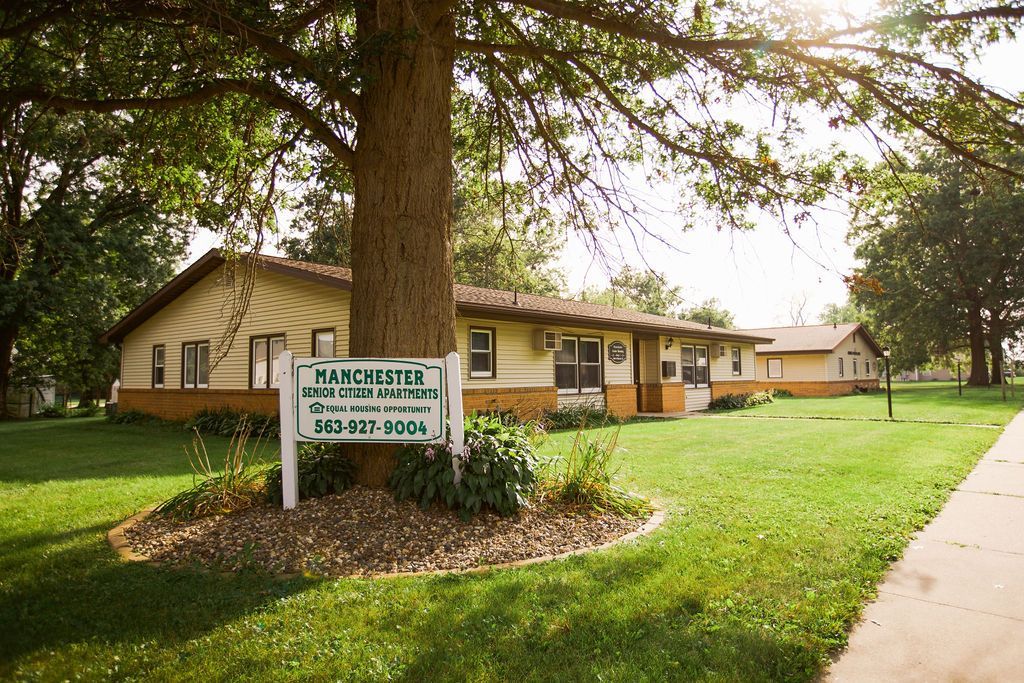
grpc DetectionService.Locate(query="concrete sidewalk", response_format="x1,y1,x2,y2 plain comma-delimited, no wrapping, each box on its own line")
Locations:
827,411,1024,682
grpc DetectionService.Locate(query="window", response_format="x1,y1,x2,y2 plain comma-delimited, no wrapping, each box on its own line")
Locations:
312,328,335,358
681,346,694,385
251,334,286,388
838,357,844,377
469,327,495,378
731,347,742,375
152,346,165,388
719,345,726,357
853,359,858,376
182,341,209,389
865,360,871,376
554,336,601,393
681,345,709,387
767,358,783,379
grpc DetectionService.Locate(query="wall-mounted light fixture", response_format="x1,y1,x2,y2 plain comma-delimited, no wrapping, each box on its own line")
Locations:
665,337,674,350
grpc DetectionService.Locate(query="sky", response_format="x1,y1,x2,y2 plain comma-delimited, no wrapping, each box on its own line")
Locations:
186,37,1023,330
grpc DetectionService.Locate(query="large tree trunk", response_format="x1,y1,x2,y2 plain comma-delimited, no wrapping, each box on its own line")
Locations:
967,304,990,386
0,327,16,419
348,1,457,486
988,314,1004,385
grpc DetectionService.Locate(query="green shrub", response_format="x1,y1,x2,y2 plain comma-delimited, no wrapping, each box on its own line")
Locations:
264,443,357,505
708,390,776,410
773,388,794,398
185,407,280,439
36,403,69,418
69,404,102,417
543,402,621,431
155,420,272,522
108,409,149,424
540,426,651,517
389,414,539,520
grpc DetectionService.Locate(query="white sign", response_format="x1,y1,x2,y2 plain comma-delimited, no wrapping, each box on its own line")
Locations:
277,351,465,510
294,357,446,443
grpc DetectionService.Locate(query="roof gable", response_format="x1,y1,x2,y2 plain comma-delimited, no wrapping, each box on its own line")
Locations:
739,323,883,356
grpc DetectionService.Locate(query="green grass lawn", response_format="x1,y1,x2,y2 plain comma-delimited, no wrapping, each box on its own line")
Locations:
732,381,1024,426
0,413,1006,681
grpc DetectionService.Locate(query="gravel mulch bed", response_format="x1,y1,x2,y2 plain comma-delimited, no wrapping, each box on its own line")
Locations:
123,486,646,576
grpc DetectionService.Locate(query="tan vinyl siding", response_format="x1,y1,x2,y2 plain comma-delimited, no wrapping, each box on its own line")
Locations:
827,330,879,381
756,353,829,382
122,266,350,390
709,342,756,383
455,317,632,388
685,387,712,411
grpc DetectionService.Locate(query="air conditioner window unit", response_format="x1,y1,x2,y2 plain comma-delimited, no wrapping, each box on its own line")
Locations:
534,330,562,351
661,360,677,378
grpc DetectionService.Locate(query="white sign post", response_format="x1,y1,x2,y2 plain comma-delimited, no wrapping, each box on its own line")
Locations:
277,350,464,510
277,350,299,509
444,351,465,484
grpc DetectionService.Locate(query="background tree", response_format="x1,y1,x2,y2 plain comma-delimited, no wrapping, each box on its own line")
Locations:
282,177,565,296
12,212,186,405
818,299,871,326
6,2,1023,481
680,298,736,329
0,101,187,414
850,146,1024,384
581,267,682,316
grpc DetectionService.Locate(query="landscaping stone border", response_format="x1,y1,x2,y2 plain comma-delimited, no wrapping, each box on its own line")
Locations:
107,503,666,580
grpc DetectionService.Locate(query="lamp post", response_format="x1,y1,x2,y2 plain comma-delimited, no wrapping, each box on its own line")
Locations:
883,346,893,419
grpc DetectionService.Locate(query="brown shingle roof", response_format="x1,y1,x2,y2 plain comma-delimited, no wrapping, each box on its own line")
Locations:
739,323,882,356
102,250,774,344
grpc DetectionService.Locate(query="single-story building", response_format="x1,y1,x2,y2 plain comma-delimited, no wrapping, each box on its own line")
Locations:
736,323,883,396
101,250,774,420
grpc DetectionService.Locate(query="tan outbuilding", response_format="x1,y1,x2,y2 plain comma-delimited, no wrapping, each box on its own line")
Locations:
737,323,883,396
102,250,773,420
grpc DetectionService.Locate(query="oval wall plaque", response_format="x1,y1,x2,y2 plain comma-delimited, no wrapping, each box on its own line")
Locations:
608,341,628,364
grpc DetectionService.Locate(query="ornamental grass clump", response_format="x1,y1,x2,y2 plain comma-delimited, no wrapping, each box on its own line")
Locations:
541,426,651,518
389,414,539,521
155,419,272,522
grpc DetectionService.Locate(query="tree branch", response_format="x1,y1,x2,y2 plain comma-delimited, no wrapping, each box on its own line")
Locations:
2,80,355,168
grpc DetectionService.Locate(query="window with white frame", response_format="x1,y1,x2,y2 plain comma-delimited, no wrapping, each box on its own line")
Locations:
767,357,783,378
251,334,286,388
313,328,335,358
865,359,871,376
152,345,165,388
731,346,742,375
469,328,495,378
838,357,844,377
681,345,709,387
853,359,858,376
182,341,209,389
554,336,601,393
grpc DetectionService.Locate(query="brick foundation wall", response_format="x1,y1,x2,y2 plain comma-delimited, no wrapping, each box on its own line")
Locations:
710,380,762,399
637,383,685,412
119,388,279,421
756,379,880,397
604,383,638,418
461,386,558,420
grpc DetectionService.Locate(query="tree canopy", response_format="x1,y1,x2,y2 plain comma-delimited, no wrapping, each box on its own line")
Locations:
850,145,1024,383
580,266,682,316
681,298,736,329
0,101,187,412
